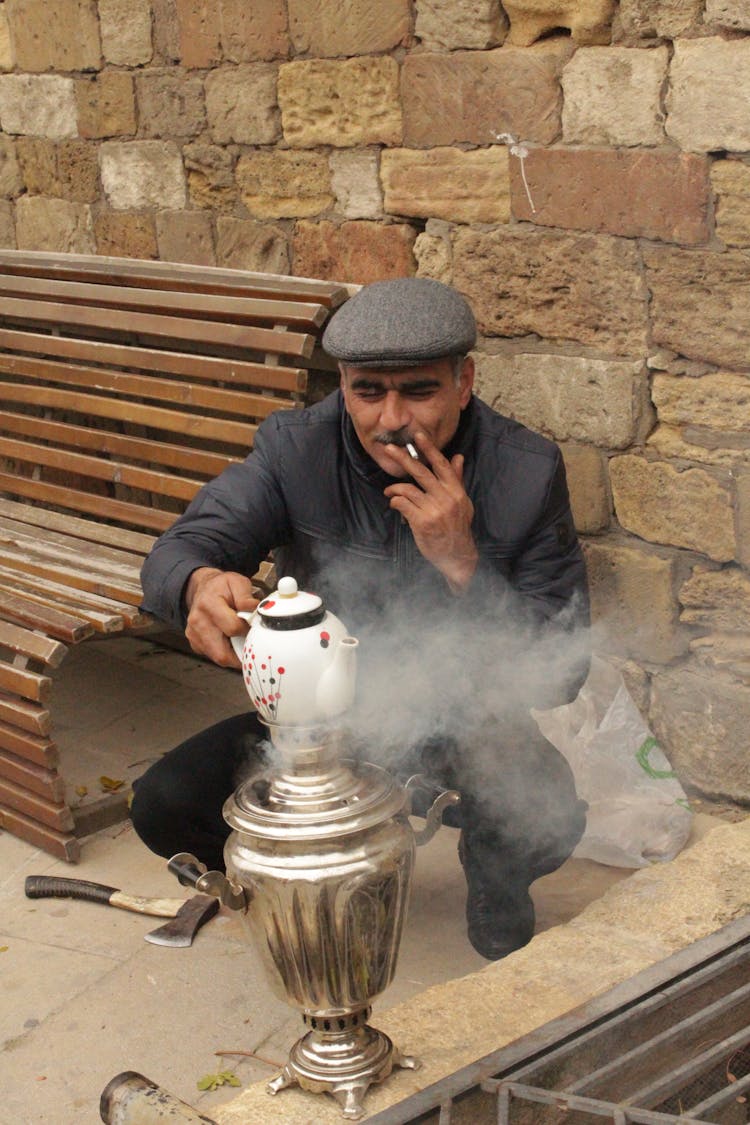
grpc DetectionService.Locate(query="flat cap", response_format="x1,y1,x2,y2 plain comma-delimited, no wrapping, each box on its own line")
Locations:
322,277,476,368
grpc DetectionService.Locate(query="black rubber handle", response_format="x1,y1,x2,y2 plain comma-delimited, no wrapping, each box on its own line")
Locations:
25,875,118,904
167,853,205,889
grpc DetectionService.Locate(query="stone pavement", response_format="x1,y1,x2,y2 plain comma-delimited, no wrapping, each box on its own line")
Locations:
0,636,736,1125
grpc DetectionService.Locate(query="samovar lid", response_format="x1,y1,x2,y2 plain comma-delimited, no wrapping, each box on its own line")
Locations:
256,576,325,631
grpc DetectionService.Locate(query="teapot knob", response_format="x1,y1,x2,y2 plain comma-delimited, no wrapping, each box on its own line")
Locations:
277,576,298,598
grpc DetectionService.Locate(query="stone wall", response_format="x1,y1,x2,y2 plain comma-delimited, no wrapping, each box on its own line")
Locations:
0,0,748,806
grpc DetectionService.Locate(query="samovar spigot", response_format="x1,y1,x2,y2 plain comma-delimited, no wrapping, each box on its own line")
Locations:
167,852,248,912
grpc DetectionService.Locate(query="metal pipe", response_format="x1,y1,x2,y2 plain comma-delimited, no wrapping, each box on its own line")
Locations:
100,1071,217,1125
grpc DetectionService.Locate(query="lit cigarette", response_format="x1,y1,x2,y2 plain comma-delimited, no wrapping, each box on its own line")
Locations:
406,442,419,460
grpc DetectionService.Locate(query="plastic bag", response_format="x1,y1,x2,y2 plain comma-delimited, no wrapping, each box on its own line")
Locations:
532,656,693,868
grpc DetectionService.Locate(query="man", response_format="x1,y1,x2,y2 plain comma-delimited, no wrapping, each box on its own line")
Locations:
132,277,589,961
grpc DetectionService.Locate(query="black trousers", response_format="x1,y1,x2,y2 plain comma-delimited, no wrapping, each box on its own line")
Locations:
130,711,586,890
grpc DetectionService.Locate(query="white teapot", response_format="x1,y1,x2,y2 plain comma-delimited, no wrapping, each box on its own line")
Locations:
231,576,359,726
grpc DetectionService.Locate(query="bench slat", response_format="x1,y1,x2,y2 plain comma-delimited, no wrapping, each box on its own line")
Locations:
0,578,125,633
0,776,74,832
0,517,153,573
0,471,176,532
0,567,150,630
0,662,51,704
0,547,144,607
0,619,68,668
0,803,79,861
0,500,157,555
0,587,95,643
0,749,64,802
0,719,58,767
0,691,50,736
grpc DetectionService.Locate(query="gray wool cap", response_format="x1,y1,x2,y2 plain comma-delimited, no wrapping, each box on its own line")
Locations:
322,277,476,368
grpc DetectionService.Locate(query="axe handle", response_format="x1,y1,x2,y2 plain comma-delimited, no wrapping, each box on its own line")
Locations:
25,875,182,918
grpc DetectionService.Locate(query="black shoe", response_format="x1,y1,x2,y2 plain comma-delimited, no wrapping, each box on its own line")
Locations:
459,834,536,961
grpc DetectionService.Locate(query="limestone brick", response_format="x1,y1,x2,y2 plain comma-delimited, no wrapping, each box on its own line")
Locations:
615,0,703,39
100,141,187,211
279,58,402,150
582,539,686,664
56,141,99,203
216,217,290,274
0,75,78,140
0,5,13,71
402,46,566,147
504,0,614,45
136,72,206,140
0,199,14,246
93,211,158,259
6,0,101,72
205,66,280,146
99,0,153,66
609,455,736,563
474,353,647,449
381,147,510,225
176,0,288,66
15,195,95,254
292,220,416,286
680,566,750,633
644,245,750,371
288,0,410,56
184,142,237,213
15,137,55,195
415,0,507,50
0,134,22,198
560,443,610,534
647,425,750,472
155,211,216,266
329,151,382,221
690,633,750,685
152,0,181,64
561,46,667,146
711,161,750,249
236,151,332,220
652,372,750,436
667,38,750,154
75,73,136,140
650,664,750,801
706,0,750,29
453,228,648,356
739,472,750,570
511,148,709,246
414,230,452,284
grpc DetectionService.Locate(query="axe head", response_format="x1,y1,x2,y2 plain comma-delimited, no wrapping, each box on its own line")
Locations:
144,894,219,948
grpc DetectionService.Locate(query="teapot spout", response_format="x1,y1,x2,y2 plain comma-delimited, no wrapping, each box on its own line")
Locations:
316,635,359,720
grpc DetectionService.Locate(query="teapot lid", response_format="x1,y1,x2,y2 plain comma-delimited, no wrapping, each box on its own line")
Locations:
257,576,325,631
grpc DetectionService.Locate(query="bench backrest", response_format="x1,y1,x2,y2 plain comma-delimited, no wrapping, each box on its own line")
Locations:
0,251,347,534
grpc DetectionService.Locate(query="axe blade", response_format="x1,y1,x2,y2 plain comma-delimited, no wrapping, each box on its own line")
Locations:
144,894,219,948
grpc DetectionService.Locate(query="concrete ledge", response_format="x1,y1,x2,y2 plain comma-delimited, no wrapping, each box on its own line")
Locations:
216,815,750,1123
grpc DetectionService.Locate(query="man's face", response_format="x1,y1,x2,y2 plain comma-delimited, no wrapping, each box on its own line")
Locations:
340,356,475,477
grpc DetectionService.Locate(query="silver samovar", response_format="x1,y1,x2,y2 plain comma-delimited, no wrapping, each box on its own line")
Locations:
168,578,459,1119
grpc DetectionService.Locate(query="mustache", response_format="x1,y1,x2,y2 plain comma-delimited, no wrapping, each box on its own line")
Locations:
374,427,412,447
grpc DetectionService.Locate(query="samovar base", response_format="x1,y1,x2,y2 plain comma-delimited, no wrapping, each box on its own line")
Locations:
267,1007,420,1120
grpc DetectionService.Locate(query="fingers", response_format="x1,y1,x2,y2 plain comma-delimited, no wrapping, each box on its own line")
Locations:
184,569,259,669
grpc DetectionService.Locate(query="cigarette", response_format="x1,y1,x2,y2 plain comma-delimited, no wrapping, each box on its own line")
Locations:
406,442,419,460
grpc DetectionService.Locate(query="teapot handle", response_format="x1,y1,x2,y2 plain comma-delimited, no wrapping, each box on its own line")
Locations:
229,610,255,662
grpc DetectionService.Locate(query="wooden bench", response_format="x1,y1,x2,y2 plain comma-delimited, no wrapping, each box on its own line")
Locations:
0,250,348,861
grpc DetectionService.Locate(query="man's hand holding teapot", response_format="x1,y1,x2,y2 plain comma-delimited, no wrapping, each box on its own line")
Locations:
184,567,259,668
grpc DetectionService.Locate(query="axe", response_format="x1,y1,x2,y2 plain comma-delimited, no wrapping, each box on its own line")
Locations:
24,875,219,947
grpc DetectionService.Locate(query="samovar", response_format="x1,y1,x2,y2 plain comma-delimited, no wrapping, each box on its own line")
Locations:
168,578,459,1119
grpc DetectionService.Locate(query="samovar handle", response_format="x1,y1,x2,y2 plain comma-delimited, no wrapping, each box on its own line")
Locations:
403,777,461,847
168,852,249,911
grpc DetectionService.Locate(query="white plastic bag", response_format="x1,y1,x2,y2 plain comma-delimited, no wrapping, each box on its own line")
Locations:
532,656,693,868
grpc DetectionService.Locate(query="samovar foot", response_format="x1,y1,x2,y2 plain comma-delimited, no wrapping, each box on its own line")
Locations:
393,1048,421,1072
266,1064,296,1095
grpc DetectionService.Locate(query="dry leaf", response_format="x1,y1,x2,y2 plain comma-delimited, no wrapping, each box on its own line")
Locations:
75,785,88,798
196,1070,241,1092
99,776,125,792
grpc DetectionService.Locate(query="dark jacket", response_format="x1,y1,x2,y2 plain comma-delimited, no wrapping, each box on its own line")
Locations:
141,391,589,705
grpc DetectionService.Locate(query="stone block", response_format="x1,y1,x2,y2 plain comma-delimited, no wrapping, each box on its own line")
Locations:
504,0,614,45
650,664,750,801
184,142,237,212
292,220,417,285
15,137,97,201
474,352,647,449
560,443,610,534
0,134,22,198
0,5,13,70
136,71,206,140
236,150,332,219
644,244,750,370
680,565,750,633
288,0,410,56
615,0,703,39
0,75,78,140
414,230,452,284
100,141,187,211
99,0,153,66
667,38,750,154
582,539,686,664
382,146,510,224
216,217,290,274
609,455,736,563
511,148,709,246
561,46,667,146
155,211,216,266
6,0,100,72
712,161,750,249
738,472,750,570
402,46,566,147
415,0,507,49
706,0,750,29
647,425,750,472
93,211,158,259
15,137,55,195
279,58,402,149
652,372,750,436
453,228,648,356
176,0,288,65
152,0,181,64
15,195,95,253
205,65,280,146
0,198,14,246
75,73,136,139
329,151,382,220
